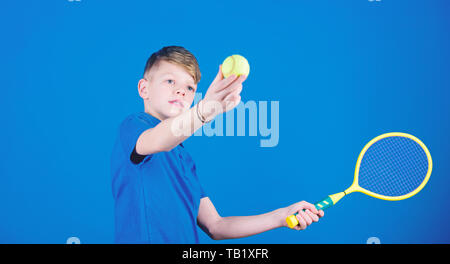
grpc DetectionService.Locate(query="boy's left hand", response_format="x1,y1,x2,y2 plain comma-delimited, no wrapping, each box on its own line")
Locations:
278,201,325,230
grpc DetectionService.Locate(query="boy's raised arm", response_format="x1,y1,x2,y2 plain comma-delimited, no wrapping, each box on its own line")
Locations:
136,67,247,155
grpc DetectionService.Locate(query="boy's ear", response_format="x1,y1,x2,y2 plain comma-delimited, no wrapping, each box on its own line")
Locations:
138,78,150,100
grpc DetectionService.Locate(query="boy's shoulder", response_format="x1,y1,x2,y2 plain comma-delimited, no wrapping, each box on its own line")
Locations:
121,112,160,128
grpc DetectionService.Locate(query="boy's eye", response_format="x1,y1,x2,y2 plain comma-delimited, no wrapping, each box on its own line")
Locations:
188,86,194,92
167,79,174,85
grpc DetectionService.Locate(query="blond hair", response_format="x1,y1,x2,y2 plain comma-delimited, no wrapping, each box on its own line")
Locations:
143,46,201,84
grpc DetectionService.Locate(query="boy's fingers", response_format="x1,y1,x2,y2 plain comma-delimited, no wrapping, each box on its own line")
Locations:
298,210,313,226
305,210,319,222
287,201,324,231
295,214,307,230
211,65,224,85
215,74,238,92
219,82,243,100
223,94,241,111
224,92,238,103
216,73,246,93
318,210,325,218
235,95,241,104
238,74,248,83
232,95,241,108
301,203,319,215
234,83,243,94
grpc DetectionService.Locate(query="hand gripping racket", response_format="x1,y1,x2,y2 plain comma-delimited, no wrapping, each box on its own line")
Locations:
286,132,433,229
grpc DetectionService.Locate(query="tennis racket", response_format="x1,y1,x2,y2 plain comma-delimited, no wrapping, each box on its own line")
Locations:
286,132,433,229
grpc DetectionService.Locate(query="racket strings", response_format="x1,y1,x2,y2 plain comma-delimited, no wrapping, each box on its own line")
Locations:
358,136,429,197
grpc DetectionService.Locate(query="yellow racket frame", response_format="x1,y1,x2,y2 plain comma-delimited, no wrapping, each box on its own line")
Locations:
286,132,433,229
345,132,432,200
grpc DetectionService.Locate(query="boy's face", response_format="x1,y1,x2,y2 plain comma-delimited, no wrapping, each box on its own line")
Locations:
139,60,197,120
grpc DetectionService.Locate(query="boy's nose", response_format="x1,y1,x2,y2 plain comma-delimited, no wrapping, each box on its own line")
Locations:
175,88,186,97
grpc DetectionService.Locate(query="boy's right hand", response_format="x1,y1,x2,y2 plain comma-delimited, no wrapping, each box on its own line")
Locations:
198,65,247,122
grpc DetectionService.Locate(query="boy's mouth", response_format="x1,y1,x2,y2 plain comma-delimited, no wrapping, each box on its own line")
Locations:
168,99,184,108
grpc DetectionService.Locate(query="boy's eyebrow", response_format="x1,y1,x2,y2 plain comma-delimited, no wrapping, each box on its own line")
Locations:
160,72,173,77
160,72,195,87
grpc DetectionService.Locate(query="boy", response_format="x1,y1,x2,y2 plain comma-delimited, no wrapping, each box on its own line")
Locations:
110,46,324,243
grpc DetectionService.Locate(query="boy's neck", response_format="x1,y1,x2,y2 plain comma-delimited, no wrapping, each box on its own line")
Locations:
144,104,165,121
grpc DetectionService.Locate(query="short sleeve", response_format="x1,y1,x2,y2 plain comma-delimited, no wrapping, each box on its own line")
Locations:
191,162,207,198
200,183,207,199
119,113,159,165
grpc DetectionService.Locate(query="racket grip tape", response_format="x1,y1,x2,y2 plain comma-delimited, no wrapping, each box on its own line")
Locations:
286,196,334,229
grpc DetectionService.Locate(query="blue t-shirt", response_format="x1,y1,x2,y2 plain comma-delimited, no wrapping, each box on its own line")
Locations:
110,112,207,244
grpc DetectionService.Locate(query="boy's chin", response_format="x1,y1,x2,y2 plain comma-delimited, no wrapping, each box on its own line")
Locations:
164,108,186,118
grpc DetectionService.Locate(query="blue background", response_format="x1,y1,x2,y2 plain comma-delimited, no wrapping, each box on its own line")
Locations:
1,0,449,244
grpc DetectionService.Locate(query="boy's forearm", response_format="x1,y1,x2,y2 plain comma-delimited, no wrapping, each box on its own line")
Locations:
139,103,205,153
211,209,284,240
161,103,205,148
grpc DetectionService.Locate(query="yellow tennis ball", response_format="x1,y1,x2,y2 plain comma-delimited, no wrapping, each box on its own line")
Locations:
221,54,250,78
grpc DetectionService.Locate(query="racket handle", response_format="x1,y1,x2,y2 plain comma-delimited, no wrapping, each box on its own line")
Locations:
286,193,345,229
